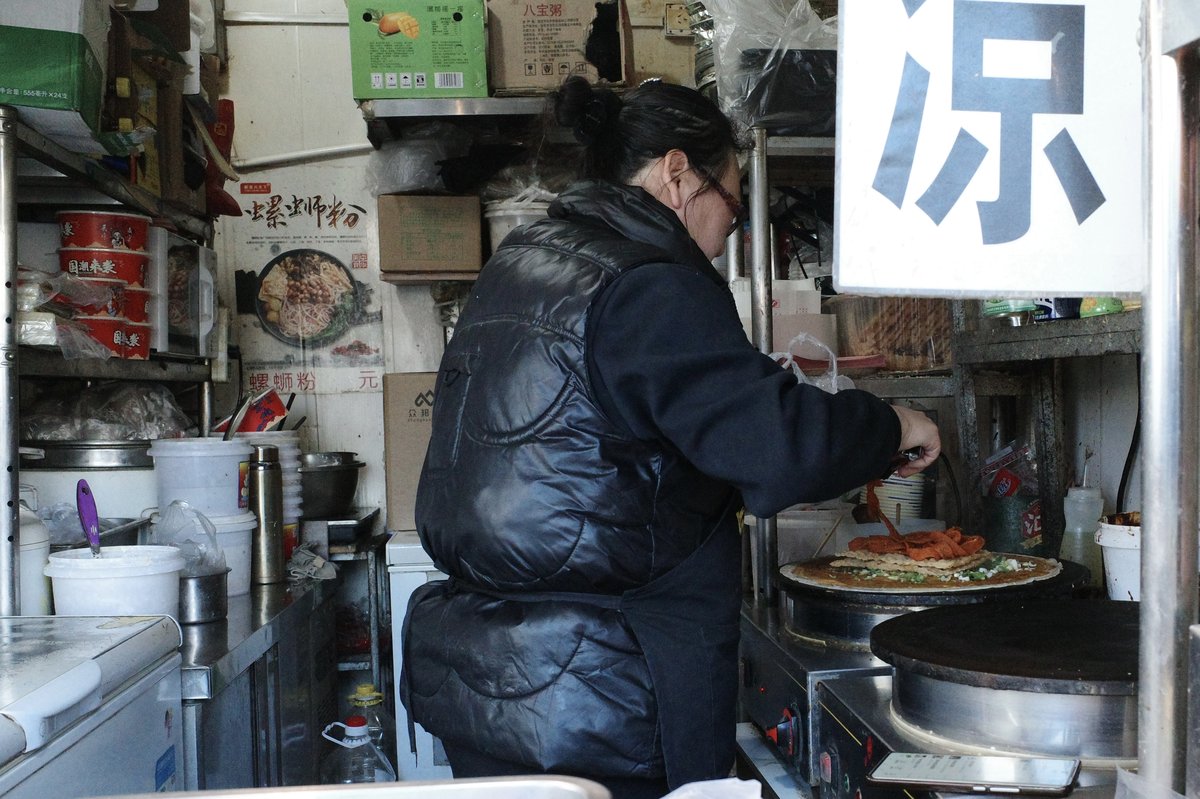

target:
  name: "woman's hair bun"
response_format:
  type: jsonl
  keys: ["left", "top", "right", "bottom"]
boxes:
{"left": 554, "top": 76, "right": 622, "bottom": 145}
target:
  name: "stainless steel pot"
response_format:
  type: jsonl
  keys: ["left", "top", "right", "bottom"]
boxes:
{"left": 178, "top": 568, "right": 230, "bottom": 624}
{"left": 20, "top": 439, "right": 153, "bottom": 468}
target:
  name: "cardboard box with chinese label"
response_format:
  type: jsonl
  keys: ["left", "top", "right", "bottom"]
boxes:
{"left": 377, "top": 194, "right": 483, "bottom": 281}
{"left": 384, "top": 372, "right": 438, "bottom": 531}
{"left": 0, "top": 0, "right": 111, "bottom": 150}
{"left": 486, "top": 0, "right": 631, "bottom": 95}
{"left": 347, "top": 0, "right": 487, "bottom": 99}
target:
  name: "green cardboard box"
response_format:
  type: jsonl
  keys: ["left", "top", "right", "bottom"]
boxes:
{"left": 0, "top": 0, "right": 110, "bottom": 145}
{"left": 347, "top": 0, "right": 487, "bottom": 99}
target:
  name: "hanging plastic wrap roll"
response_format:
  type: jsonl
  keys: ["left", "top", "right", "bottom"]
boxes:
{"left": 702, "top": 0, "right": 839, "bottom": 136}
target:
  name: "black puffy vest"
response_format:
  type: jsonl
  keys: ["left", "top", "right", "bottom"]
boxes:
{"left": 405, "top": 182, "right": 738, "bottom": 777}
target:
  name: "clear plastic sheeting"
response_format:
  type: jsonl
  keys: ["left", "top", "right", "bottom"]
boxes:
{"left": 365, "top": 122, "right": 474, "bottom": 195}
{"left": 19, "top": 383, "right": 198, "bottom": 441}
{"left": 703, "top": 0, "right": 838, "bottom": 135}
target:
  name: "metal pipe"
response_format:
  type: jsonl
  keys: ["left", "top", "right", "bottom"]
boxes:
{"left": 233, "top": 143, "right": 374, "bottom": 172}
{"left": 748, "top": 127, "right": 777, "bottom": 606}
{"left": 1139, "top": 16, "right": 1198, "bottom": 791}
{"left": 0, "top": 107, "right": 18, "bottom": 615}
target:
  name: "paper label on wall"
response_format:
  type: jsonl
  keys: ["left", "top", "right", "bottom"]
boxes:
{"left": 229, "top": 169, "right": 385, "bottom": 395}
{"left": 834, "top": 0, "right": 1144, "bottom": 297}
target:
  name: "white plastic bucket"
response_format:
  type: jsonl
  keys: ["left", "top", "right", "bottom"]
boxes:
{"left": 208, "top": 511, "right": 255, "bottom": 596}
{"left": 1095, "top": 518, "right": 1140, "bottom": 601}
{"left": 483, "top": 200, "right": 550, "bottom": 252}
{"left": 45, "top": 544, "right": 184, "bottom": 618}
{"left": 149, "top": 437, "right": 252, "bottom": 516}
{"left": 19, "top": 467, "right": 157, "bottom": 519}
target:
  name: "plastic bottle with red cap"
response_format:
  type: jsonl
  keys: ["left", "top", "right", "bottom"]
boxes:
{"left": 320, "top": 714, "right": 398, "bottom": 784}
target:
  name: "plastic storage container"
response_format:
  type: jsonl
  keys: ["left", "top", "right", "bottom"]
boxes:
{"left": 1060, "top": 486, "right": 1104, "bottom": 587}
{"left": 483, "top": 200, "right": 550, "bottom": 252}
{"left": 148, "top": 437, "right": 252, "bottom": 516}
{"left": 1095, "top": 513, "right": 1141, "bottom": 601}
{"left": 349, "top": 684, "right": 396, "bottom": 761}
{"left": 45, "top": 545, "right": 185, "bottom": 618}
{"left": 18, "top": 501, "right": 51, "bottom": 615}
{"left": 320, "top": 715, "right": 397, "bottom": 784}
{"left": 208, "top": 511, "right": 256, "bottom": 596}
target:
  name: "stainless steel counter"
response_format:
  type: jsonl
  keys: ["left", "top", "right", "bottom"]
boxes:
{"left": 179, "top": 577, "right": 337, "bottom": 700}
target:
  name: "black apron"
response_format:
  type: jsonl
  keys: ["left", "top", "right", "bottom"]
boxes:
{"left": 402, "top": 501, "right": 742, "bottom": 790}
{"left": 619, "top": 502, "right": 742, "bottom": 789}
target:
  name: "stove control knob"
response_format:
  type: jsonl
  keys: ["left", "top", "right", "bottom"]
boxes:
{"left": 764, "top": 708, "right": 800, "bottom": 757}
{"left": 819, "top": 751, "right": 833, "bottom": 784}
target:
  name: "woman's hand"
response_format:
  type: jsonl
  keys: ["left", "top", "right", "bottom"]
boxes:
{"left": 890, "top": 405, "right": 941, "bottom": 477}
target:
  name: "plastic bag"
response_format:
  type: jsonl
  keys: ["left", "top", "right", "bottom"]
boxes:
{"left": 365, "top": 122, "right": 474, "bottom": 195}
{"left": 704, "top": 0, "right": 838, "bottom": 134}
{"left": 149, "top": 500, "right": 227, "bottom": 577}
{"left": 771, "top": 332, "right": 854, "bottom": 394}
{"left": 39, "top": 503, "right": 126, "bottom": 548}
{"left": 20, "top": 382, "right": 198, "bottom": 441}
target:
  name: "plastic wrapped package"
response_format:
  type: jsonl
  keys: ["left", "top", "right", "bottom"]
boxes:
{"left": 20, "top": 383, "right": 197, "bottom": 442}
{"left": 17, "top": 312, "right": 58, "bottom": 346}
{"left": 365, "top": 122, "right": 474, "bottom": 195}
{"left": 703, "top": 0, "right": 838, "bottom": 135}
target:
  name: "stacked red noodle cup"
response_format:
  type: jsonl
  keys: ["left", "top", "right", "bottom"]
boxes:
{"left": 56, "top": 210, "right": 154, "bottom": 359}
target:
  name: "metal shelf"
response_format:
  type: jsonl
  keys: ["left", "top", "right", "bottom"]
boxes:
{"left": 18, "top": 346, "right": 211, "bottom": 382}
{"left": 853, "top": 373, "right": 954, "bottom": 399}
{"left": 361, "top": 96, "right": 545, "bottom": 120}
{"left": 10, "top": 110, "right": 212, "bottom": 240}
{"left": 764, "top": 136, "right": 835, "bottom": 158}
{"left": 954, "top": 309, "right": 1142, "bottom": 365}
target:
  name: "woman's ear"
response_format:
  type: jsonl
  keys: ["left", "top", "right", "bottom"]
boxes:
{"left": 659, "top": 149, "right": 693, "bottom": 211}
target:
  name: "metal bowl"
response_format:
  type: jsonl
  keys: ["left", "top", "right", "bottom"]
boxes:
{"left": 299, "top": 452, "right": 364, "bottom": 519}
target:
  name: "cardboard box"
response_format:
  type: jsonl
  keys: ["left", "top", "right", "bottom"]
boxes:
{"left": 740, "top": 312, "right": 837, "bottom": 358}
{"left": 347, "top": 0, "right": 487, "bottom": 99}
{"left": 377, "top": 195, "right": 483, "bottom": 276}
{"left": 0, "top": 0, "right": 111, "bottom": 147}
{"left": 487, "top": 0, "right": 631, "bottom": 94}
{"left": 384, "top": 372, "right": 438, "bottom": 531}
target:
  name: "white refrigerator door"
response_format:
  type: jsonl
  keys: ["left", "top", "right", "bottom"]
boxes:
{"left": 0, "top": 653, "right": 184, "bottom": 797}
{"left": 388, "top": 531, "right": 453, "bottom": 781}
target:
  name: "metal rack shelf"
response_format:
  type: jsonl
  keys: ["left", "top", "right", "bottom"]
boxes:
{"left": 18, "top": 346, "right": 211, "bottom": 382}
{"left": 954, "top": 309, "right": 1142, "bottom": 364}
{"left": 361, "top": 96, "right": 546, "bottom": 119}
{"left": 11, "top": 111, "right": 212, "bottom": 240}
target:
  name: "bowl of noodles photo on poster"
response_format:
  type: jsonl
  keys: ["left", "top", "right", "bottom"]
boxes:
{"left": 251, "top": 248, "right": 379, "bottom": 353}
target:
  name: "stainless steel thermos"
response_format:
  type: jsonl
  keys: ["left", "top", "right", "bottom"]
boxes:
{"left": 249, "top": 444, "right": 285, "bottom": 584}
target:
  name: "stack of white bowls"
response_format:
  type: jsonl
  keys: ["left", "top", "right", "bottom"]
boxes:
{"left": 147, "top": 437, "right": 256, "bottom": 595}
{"left": 236, "top": 430, "right": 304, "bottom": 559}
{"left": 859, "top": 473, "right": 927, "bottom": 522}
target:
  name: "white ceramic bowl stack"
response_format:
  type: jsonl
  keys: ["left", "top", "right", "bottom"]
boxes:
{"left": 860, "top": 473, "right": 927, "bottom": 523}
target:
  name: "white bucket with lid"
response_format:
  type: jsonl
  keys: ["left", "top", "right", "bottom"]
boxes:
{"left": 483, "top": 200, "right": 550, "bottom": 252}
{"left": 45, "top": 544, "right": 185, "bottom": 618}
{"left": 149, "top": 437, "right": 252, "bottom": 516}
{"left": 207, "top": 511, "right": 256, "bottom": 596}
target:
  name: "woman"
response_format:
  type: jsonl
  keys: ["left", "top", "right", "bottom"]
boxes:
{"left": 402, "top": 76, "right": 940, "bottom": 798}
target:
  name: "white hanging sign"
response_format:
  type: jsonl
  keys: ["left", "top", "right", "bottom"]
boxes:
{"left": 834, "top": 0, "right": 1144, "bottom": 297}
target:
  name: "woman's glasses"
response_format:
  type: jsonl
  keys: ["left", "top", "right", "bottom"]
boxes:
{"left": 700, "top": 169, "right": 749, "bottom": 236}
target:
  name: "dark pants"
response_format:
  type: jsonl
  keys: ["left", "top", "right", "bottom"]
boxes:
{"left": 443, "top": 743, "right": 671, "bottom": 799}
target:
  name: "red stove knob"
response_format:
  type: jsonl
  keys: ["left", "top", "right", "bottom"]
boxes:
{"left": 765, "top": 709, "right": 798, "bottom": 757}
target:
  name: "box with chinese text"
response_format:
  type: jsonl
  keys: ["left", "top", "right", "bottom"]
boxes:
{"left": 384, "top": 372, "right": 438, "bottom": 531}
{"left": 377, "top": 194, "right": 483, "bottom": 279}
{"left": 347, "top": 0, "right": 487, "bottom": 99}
{"left": 487, "top": 0, "right": 631, "bottom": 94}
{"left": 0, "top": 0, "right": 111, "bottom": 147}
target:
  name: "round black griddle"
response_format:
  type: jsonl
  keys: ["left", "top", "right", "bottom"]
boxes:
{"left": 871, "top": 598, "right": 1138, "bottom": 694}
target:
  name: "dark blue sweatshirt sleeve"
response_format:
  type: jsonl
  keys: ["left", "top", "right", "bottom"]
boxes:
{"left": 586, "top": 263, "right": 902, "bottom": 517}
